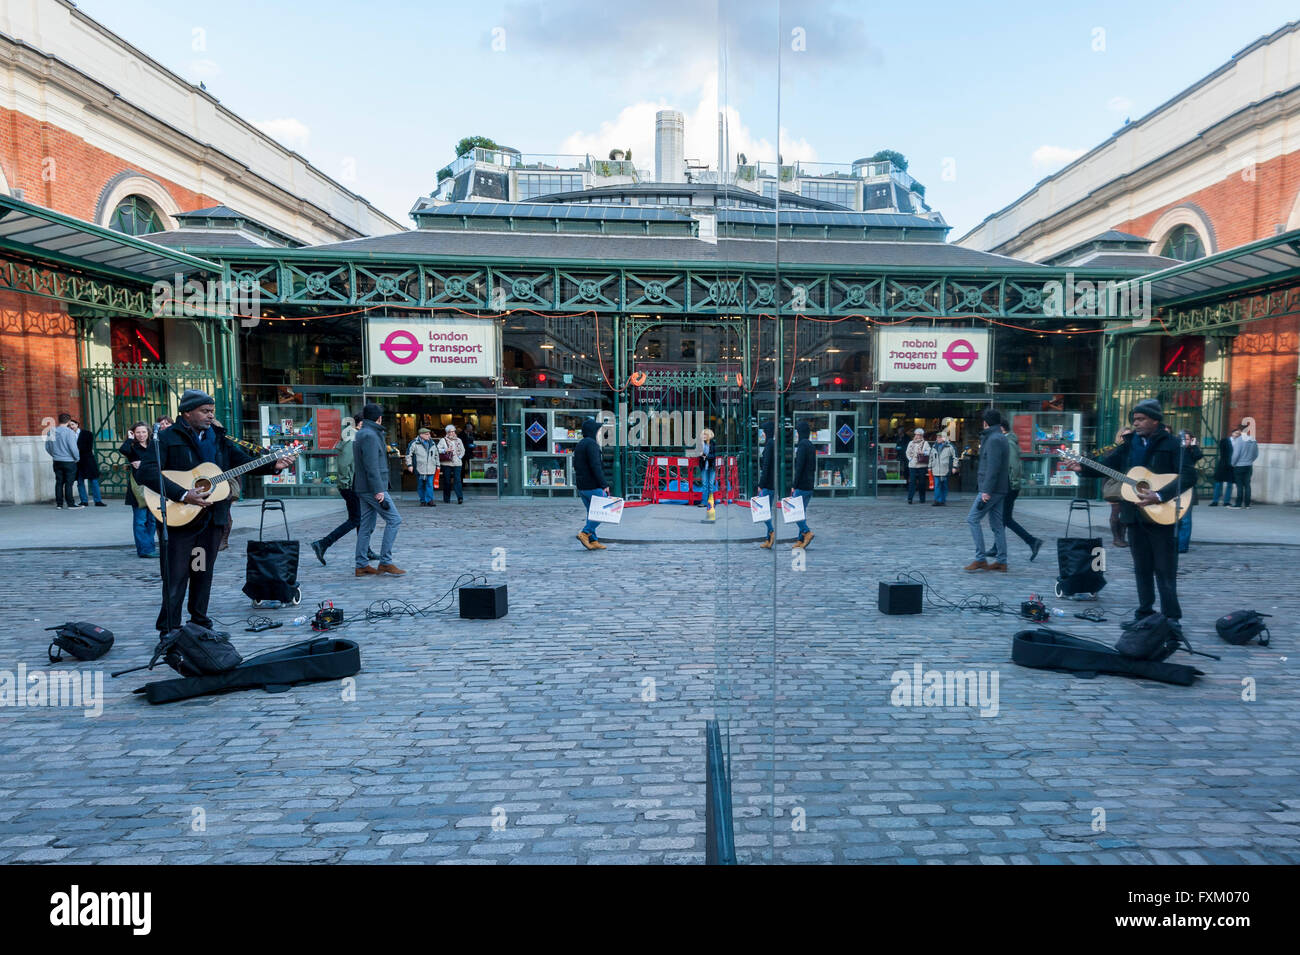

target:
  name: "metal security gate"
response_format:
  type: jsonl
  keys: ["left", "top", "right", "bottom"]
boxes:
{"left": 1103, "top": 376, "right": 1228, "bottom": 492}
{"left": 80, "top": 362, "right": 223, "bottom": 496}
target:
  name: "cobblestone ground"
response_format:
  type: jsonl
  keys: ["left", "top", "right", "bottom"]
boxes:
{"left": 0, "top": 498, "right": 1295, "bottom": 864}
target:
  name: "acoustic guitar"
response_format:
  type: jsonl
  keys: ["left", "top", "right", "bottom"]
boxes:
{"left": 141, "top": 442, "right": 303, "bottom": 527}
{"left": 1056, "top": 446, "right": 1192, "bottom": 525}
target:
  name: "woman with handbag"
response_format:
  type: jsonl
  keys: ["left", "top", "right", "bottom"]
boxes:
{"left": 118, "top": 422, "right": 158, "bottom": 558}
{"left": 437, "top": 425, "right": 466, "bottom": 504}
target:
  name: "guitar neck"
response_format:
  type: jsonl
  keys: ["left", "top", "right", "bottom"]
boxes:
{"left": 1072, "top": 454, "right": 1135, "bottom": 486}
{"left": 212, "top": 451, "right": 286, "bottom": 486}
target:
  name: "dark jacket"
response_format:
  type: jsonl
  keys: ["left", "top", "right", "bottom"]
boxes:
{"left": 352, "top": 419, "right": 390, "bottom": 495}
{"left": 976, "top": 426, "right": 1009, "bottom": 495}
{"left": 573, "top": 418, "right": 607, "bottom": 491}
{"left": 1214, "top": 437, "right": 1235, "bottom": 482}
{"left": 792, "top": 421, "right": 815, "bottom": 492}
{"left": 1095, "top": 425, "right": 1199, "bottom": 525}
{"left": 75, "top": 428, "right": 101, "bottom": 480}
{"left": 118, "top": 436, "right": 153, "bottom": 507}
{"left": 136, "top": 422, "right": 276, "bottom": 527}
{"left": 758, "top": 420, "right": 775, "bottom": 490}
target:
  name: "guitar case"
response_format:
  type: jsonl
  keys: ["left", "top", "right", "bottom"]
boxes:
{"left": 133, "top": 637, "right": 360, "bottom": 704}
{"left": 1012, "top": 627, "right": 1203, "bottom": 686}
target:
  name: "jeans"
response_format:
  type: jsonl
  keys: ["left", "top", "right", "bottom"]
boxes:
{"left": 907, "top": 468, "right": 927, "bottom": 502}
{"left": 131, "top": 504, "right": 156, "bottom": 556}
{"left": 1177, "top": 509, "right": 1192, "bottom": 553}
{"left": 417, "top": 473, "right": 436, "bottom": 503}
{"left": 579, "top": 489, "right": 602, "bottom": 539}
{"left": 52, "top": 460, "right": 77, "bottom": 506}
{"left": 758, "top": 487, "right": 774, "bottom": 535}
{"left": 1210, "top": 481, "right": 1233, "bottom": 504}
{"left": 967, "top": 493, "right": 1007, "bottom": 563}
{"left": 932, "top": 475, "right": 949, "bottom": 504}
{"left": 700, "top": 468, "right": 716, "bottom": 505}
{"left": 78, "top": 478, "right": 102, "bottom": 504}
{"left": 1233, "top": 466, "right": 1253, "bottom": 507}
{"left": 793, "top": 489, "right": 812, "bottom": 536}
{"left": 356, "top": 492, "right": 401, "bottom": 567}
{"left": 442, "top": 465, "right": 463, "bottom": 503}
{"left": 1001, "top": 487, "right": 1036, "bottom": 549}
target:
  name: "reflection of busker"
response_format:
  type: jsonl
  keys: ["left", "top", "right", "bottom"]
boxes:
{"left": 574, "top": 417, "right": 609, "bottom": 550}
{"left": 756, "top": 420, "right": 776, "bottom": 548}
{"left": 1065, "top": 399, "right": 1197, "bottom": 622}
{"left": 790, "top": 420, "right": 815, "bottom": 549}
{"left": 136, "top": 390, "right": 291, "bottom": 636}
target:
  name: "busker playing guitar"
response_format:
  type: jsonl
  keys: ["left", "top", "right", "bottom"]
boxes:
{"left": 1063, "top": 398, "right": 1198, "bottom": 624}
{"left": 136, "top": 389, "right": 293, "bottom": 640}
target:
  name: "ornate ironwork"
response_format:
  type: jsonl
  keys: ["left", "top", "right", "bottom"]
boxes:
{"left": 0, "top": 255, "right": 151, "bottom": 316}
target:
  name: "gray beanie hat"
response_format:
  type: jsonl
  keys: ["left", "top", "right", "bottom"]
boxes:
{"left": 178, "top": 388, "right": 215, "bottom": 413}
{"left": 1131, "top": 398, "right": 1163, "bottom": 421}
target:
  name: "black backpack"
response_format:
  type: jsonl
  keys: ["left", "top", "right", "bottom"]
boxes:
{"left": 1215, "top": 610, "right": 1271, "bottom": 646}
{"left": 45, "top": 622, "right": 114, "bottom": 662}
{"left": 1115, "top": 614, "right": 1219, "bottom": 662}
{"left": 153, "top": 623, "right": 243, "bottom": 677}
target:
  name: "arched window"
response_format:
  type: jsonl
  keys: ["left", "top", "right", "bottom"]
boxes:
{"left": 1160, "top": 225, "right": 1205, "bottom": 262}
{"left": 108, "top": 196, "right": 164, "bottom": 236}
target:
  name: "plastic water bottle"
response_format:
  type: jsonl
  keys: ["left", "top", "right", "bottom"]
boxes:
{"left": 291, "top": 614, "right": 310, "bottom": 626}
{"left": 1049, "top": 608, "right": 1066, "bottom": 618}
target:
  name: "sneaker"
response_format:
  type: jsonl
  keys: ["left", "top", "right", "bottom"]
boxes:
{"left": 311, "top": 539, "right": 327, "bottom": 566}
{"left": 1029, "top": 538, "right": 1043, "bottom": 562}
{"left": 986, "top": 562, "right": 1008, "bottom": 572}
{"left": 55, "top": 504, "right": 64, "bottom": 509}
{"left": 577, "top": 532, "right": 596, "bottom": 550}
{"left": 377, "top": 563, "right": 406, "bottom": 576}
{"left": 94, "top": 501, "right": 106, "bottom": 507}
{"left": 964, "top": 560, "right": 989, "bottom": 571}
{"left": 73, "top": 502, "right": 87, "bottom": 508}
{"left": 355, "top": 566, "right": 379, "bottom": 576}
{"left": 1208, "top": 502, "right": 1218, "bottom": 507}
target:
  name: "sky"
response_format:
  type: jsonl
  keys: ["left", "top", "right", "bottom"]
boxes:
{"left": 74, "top": 0, "right": 1300, "bottom": 238}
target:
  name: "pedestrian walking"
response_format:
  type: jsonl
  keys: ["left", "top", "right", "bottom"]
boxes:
{"left": 1176, "top": 430, "right": 1203, "bottom": 554}
{"left": 405, "top": 427, "right": 440, "bottom": 507}
{"left": 1209, "top": 427, "right": 1238, "bottom": 506}
{"left": 1000, "top": 422, "right": 1044, "bottom": 561}
{"left": 756, "top": 419, "right": 776, "bottom": 548}
{"left": 929, "top": 431, "right": 957, "bottom": 506}
{"left": 73, "top": 420, "right": 105, "bottom": 506}
{"left": 118, "top": 421, "right": 158, "bottom": 558}
{"left": 1065, "top": 398, "right": 1196, "bottom": 622}
{"left": 965, "top": 408, "right": 1009, "bottom": 572}
{"left": 790, "top": 419, "right": 815, "bottom": 549}
{"left": 438, "top": 425, "right": 466, "bottom": 504}
{"left": 1230, "top": 419, "right": 1258, "bottom": 509}
{"left": 311, "top": 417, "right": 376, "bottom": 566}
{"left": 574, "top": 417, "right": 609, "bottom": 550}
{"left": 352, "top": 403, "right": 405, "bottom": 576}
{"left": 905, "top": 428, "right": 931, "bottom": 504}
{"left": 697, "top": 427, "right": 718, "bottom": 515}
{"left": 44, "top": 412, "right": 79, "bottom": 509}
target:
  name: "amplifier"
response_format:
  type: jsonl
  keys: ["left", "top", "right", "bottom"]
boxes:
{"left": 879, "top": 581, "right": 922, "bottom": 615}
{"left": 459, "top": 583, "right": 508, "bottom": 619}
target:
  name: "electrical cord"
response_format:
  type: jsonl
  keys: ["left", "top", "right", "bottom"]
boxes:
{"left": 895, "top": 570, "right": 1021, "bottom": 617}
{"left": 361, "top": 573, "right": 488, "bottom": 622}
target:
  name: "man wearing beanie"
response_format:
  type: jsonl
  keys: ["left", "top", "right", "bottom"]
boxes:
{"left": 352, "top": 403, "right": 405, "bottom": 576}
{"left": 1065, "top": 398, "right": 1198, "bottom": 622}
{"left": 136, "top": 389, "right": 292, "bottom": 637}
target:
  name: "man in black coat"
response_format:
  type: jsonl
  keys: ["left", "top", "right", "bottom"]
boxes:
{"left": 574, "top": 417, "right": 609, "bottom": 550}
{"left": 790, "top": 420, "right": 815, "bottom": 549}
{"left": 136, "top": 389, "right": 291, "bottom": 636}
{"left": 72, "top": 420, "right": 104, "bottom": 506}
{"left": 1066, "top": 398, "right": 1197, "bottom": 621}
{"left": 756, "top": 419, "right": 776, "bottom": 549}
{"left": 352, "top": 403, "right": 405, "bottom": 576}
{"left": 966, "top": 408, "right": 1010, "bottom": 571}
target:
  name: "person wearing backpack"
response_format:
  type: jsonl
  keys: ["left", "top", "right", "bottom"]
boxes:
{"left": 405, "top": 427, "right": 440, "bottom": 507}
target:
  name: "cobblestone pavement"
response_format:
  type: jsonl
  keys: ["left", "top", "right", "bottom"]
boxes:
{"left": 0, "top": 496, "right": 1295, "bottom": 864}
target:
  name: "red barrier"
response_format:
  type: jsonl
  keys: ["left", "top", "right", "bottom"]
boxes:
{"left": 640, "top": 456, "right": 699, "bottom": 504}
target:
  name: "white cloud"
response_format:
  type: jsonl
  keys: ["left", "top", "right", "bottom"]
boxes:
{"left": 1107, "top": 95, "right": 1133, "bottom": 113}
{"left": 1031, "top": 144, "right": 1085, "bottom": 170}
{"left": 254, "top": 118, "right": 311, "bottom": 152}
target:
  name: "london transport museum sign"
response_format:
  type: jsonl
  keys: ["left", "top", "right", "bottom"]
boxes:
{"left": 875, "top": 328, "right": 990, "bottom": 384}
{"left": 367, "top": 316, "right": 497, "bottom": 378}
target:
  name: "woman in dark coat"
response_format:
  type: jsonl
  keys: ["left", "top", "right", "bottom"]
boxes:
{"left": 1210, "top": 428, "right": 1238, "bottom": 506}
{"left": 74, "top": 421, "right": 104, "bottom": 505}
{"left": 118, "top": 422, "right": 158, "bottom": 558}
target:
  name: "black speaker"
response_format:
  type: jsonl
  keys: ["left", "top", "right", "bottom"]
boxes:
{"left": 459, "top": 583, "right": 508, "bottom": 619}
{"left": 879, "top": 581, "right": 922, "bottom": 615}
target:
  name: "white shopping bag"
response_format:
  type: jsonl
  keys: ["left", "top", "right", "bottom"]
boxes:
{"left": 779, "top": 495, "right": 805, "bottom": 523}
{"left": 749, "top": 494, "right": 771, "bottom": 523}
{"left": 587, "top": 495, "right": 625, "bottom": 524}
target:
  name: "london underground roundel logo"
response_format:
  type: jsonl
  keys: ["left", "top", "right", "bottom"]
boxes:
{"left": 379, "top": 329, "right": 423, "bottom": 365}
{"left": 942, "top": 338, "right": 978, "bottom": 373}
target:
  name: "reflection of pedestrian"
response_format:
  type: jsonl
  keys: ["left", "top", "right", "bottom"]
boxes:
{"left": 438, "top": 425, "right": 465, "bottom": 504}
{"left": 905, "top": 428, "right": 930, "bottom": 504}
{"left": 1000, "top": 423, "right": 1043, "bottom": 561}
{"left": 791, "top": 420, "right": 815, "bottom": 549}
{"left": 757, "top": 420, "right": 775, "bottom": 548}
{"left": 965, "top": 409, "right": 1009, "bottom": 572}
{"left": 574, "top": 417, "right": 608, "bottom": 550}
{"left": 1209, "top": 428, "right": 1237, "bottom": 506}
{"left": 74, "top": 421, "right": 104, "bottom": 506}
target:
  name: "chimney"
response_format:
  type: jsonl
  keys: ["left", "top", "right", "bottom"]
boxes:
{"left": 655, "top": 110, "right": 685, "bottom": 183}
